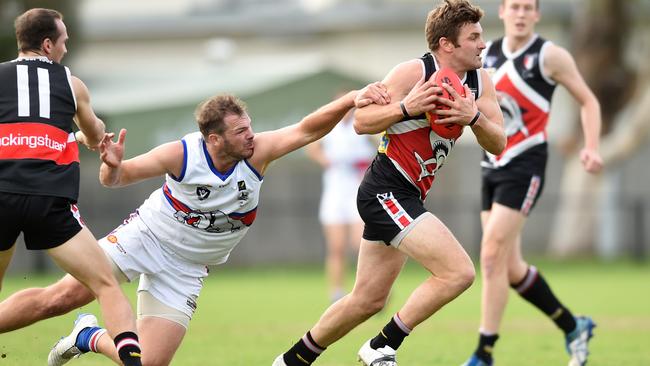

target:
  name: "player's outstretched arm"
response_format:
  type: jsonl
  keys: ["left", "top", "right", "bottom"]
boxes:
{"left": 99, "top": 130, "right": 184, "bottom": 187}
{"left": 249, "top": 82, "right": 388, "bottom": 174}
{"left": 354, "top": 60, "right": 438, "bottom": 135}
{"left": 544, "top": 44, "right": 603, "bottom": 173}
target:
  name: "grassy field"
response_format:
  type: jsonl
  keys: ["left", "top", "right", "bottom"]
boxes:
{"left": 0, "top": 259, "right": 648, "bottom": 365}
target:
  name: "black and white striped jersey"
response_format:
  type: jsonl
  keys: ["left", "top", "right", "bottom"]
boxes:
{"left": 0, "top": 57, "right": 80, "bottom": 201}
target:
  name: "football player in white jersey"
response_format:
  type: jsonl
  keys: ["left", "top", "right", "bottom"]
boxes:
{"left": 0, "top": 83, "right": 389, "bottom": 365}
{"left": 462, "top": 1, "right": 602, "bottom": 366}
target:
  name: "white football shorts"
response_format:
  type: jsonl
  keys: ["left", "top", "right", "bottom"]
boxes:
{"left": 98, "top": 214, "right": 208, "bottom": 322}
{"left": 319, "top": 168, "right": 363, "bottom": 225}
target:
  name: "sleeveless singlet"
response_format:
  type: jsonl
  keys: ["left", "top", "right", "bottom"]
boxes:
{"left": 137, "top": 132, "right": 263, "bottom": 265}
{"left": 482, "top": 35, "right": 557, "bottom": 168}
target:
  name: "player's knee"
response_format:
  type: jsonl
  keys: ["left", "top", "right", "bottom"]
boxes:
{"left": 480, "top": 254, "right": 499, "bottom": 279}
{"left": 351, "top": 294, "right": 386, "bottom": 317}
{"left": 452, "top": 261, "right": 476, "bottom": 293}
{"left": 480, "top": 241, "right": 509, "bottom": 278}
{"left": 360, "top": 298, "right": 386, "bottom": 316}
{"left": 95, "top": 270, "right": 120, "bottom": 289}
{"left": 481, "top": 231, "right": 510, "bottom": 253}
{"left": 84, "top": 271, "right": 121, "bottom": 299}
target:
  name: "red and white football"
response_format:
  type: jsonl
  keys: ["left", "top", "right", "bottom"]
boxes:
{"left": 426, "top": 67, "right": 466, "bottom": 139}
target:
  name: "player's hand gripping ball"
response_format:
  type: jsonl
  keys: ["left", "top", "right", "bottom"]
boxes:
{"left": 426, "top": 68, "right": 466, "bottom": 139}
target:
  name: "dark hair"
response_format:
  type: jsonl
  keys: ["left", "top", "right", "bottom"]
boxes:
{"left": 195, "top": 94, "right": 247, "bottom": 137}
{"left": 425, "top": 0, "right": 484, "bottom": 51}
{"left": 14, "top": 8, "right": 64, "bottom": 53}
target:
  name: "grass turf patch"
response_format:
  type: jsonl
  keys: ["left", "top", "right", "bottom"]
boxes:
{"left": 0, "top": 259, "right": 648, "bottom": 365}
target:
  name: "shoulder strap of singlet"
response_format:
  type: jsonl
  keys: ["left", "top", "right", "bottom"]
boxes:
{"left": 421, "top": 52, "right": 437, "bottom": 81}
{"left": 465, "top": 69, "right": 483, "bottom": 99}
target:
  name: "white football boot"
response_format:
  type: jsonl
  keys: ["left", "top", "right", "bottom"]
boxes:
{"left": 48, "top": 313, "right": 98, "bottom": 366}
{"left": 358, "top": 339, "right": 397, "bottom": 366}
{"left": 272, "top": 354, "right": 288, "bottom": 366}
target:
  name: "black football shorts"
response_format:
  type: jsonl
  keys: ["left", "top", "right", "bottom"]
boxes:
{"left": 0, "top": 192, "right": 84, "bottom": 251}
{"left": 481, "top": 144, "right": 547, "bottom": 216}
{"left": 357, "top": 154, "right": 428, "bottom": 246}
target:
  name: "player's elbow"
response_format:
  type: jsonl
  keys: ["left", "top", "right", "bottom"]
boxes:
{"left": 484, "top": 131, "right": 506, "bottom": 155}
{"left": 486, "top": 144, "right": 505, "bottom": 156}
{"left": 494, "top": 134, "right": 507, "bottom": 155}
{"left": 353, "top": 110, "right": 373, "bottom": 135}
{"left": 353, "top": 118, "right": 375, "bottom": 135}
{"left": 583, "top": 95, "right": 601, "bottom": 119}
{"left": 353, "top": 121, "right": 367, "bottom": 135}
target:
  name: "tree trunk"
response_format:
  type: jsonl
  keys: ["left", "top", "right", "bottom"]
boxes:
{"left": 549, "top": 0, "right": 646, "bottom": 257}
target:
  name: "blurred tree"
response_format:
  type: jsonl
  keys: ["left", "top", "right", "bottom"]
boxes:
{"left": 550, "top": 0, "right": 650, "bottom": 257}
{"left": 0, "top": 0, "right": 79, "bottom": 62}
{"left": 571, "top": 0, "right": 634, "bottom": 137}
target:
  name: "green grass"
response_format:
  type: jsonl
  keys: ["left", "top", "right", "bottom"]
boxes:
{"left": 1, "top": 259, "right": 649, "bottom": 365}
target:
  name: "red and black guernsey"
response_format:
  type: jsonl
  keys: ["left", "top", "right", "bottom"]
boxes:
{"left": 0, "top": 57, "right": 80, "bottom": 201}
{"left": 376, "top": 53, "right": 482, "bottom": 200}
{"left": 481, "top": 35, "right": 557, "bottom": 168}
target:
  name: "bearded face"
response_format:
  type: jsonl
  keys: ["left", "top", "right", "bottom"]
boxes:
{"left": 220, "top": 113, "right": 255, "bottom": 160}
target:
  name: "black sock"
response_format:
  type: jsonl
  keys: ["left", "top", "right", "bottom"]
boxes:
{"left": 369, "top": 314, "right": 411, "bottom": 351}
{"left": 511, "top": 265, "right": 577, "bottom": 334}
{"left": 113, "top": 331, "right": 142, "bottom": 366}
{"left": 283, "top": 331, "right": 325, "bottom": 366}
{"left": 474, "top": 333, "right": 499, "bottom": 363}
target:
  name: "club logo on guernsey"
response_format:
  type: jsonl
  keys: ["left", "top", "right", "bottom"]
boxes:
{"left": 414, "top": 134, "right": 454, "bottom": 181}
{"left": 523, "top": 53, "right": 538, "bottom": 70}
{"left": 522, "top": 53, "right": 538, "bottom": 79}
{"left": 237, "top": 180, "right": 249, "bottom": 201}
{"left": 497, "top": 91, "right": 529, "bottom": 138}
{"left": 196, "top": 186, "right": 211, "bottom": 200}
{"left": 163, "top": 184, "right": 257, "bottom": 233}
